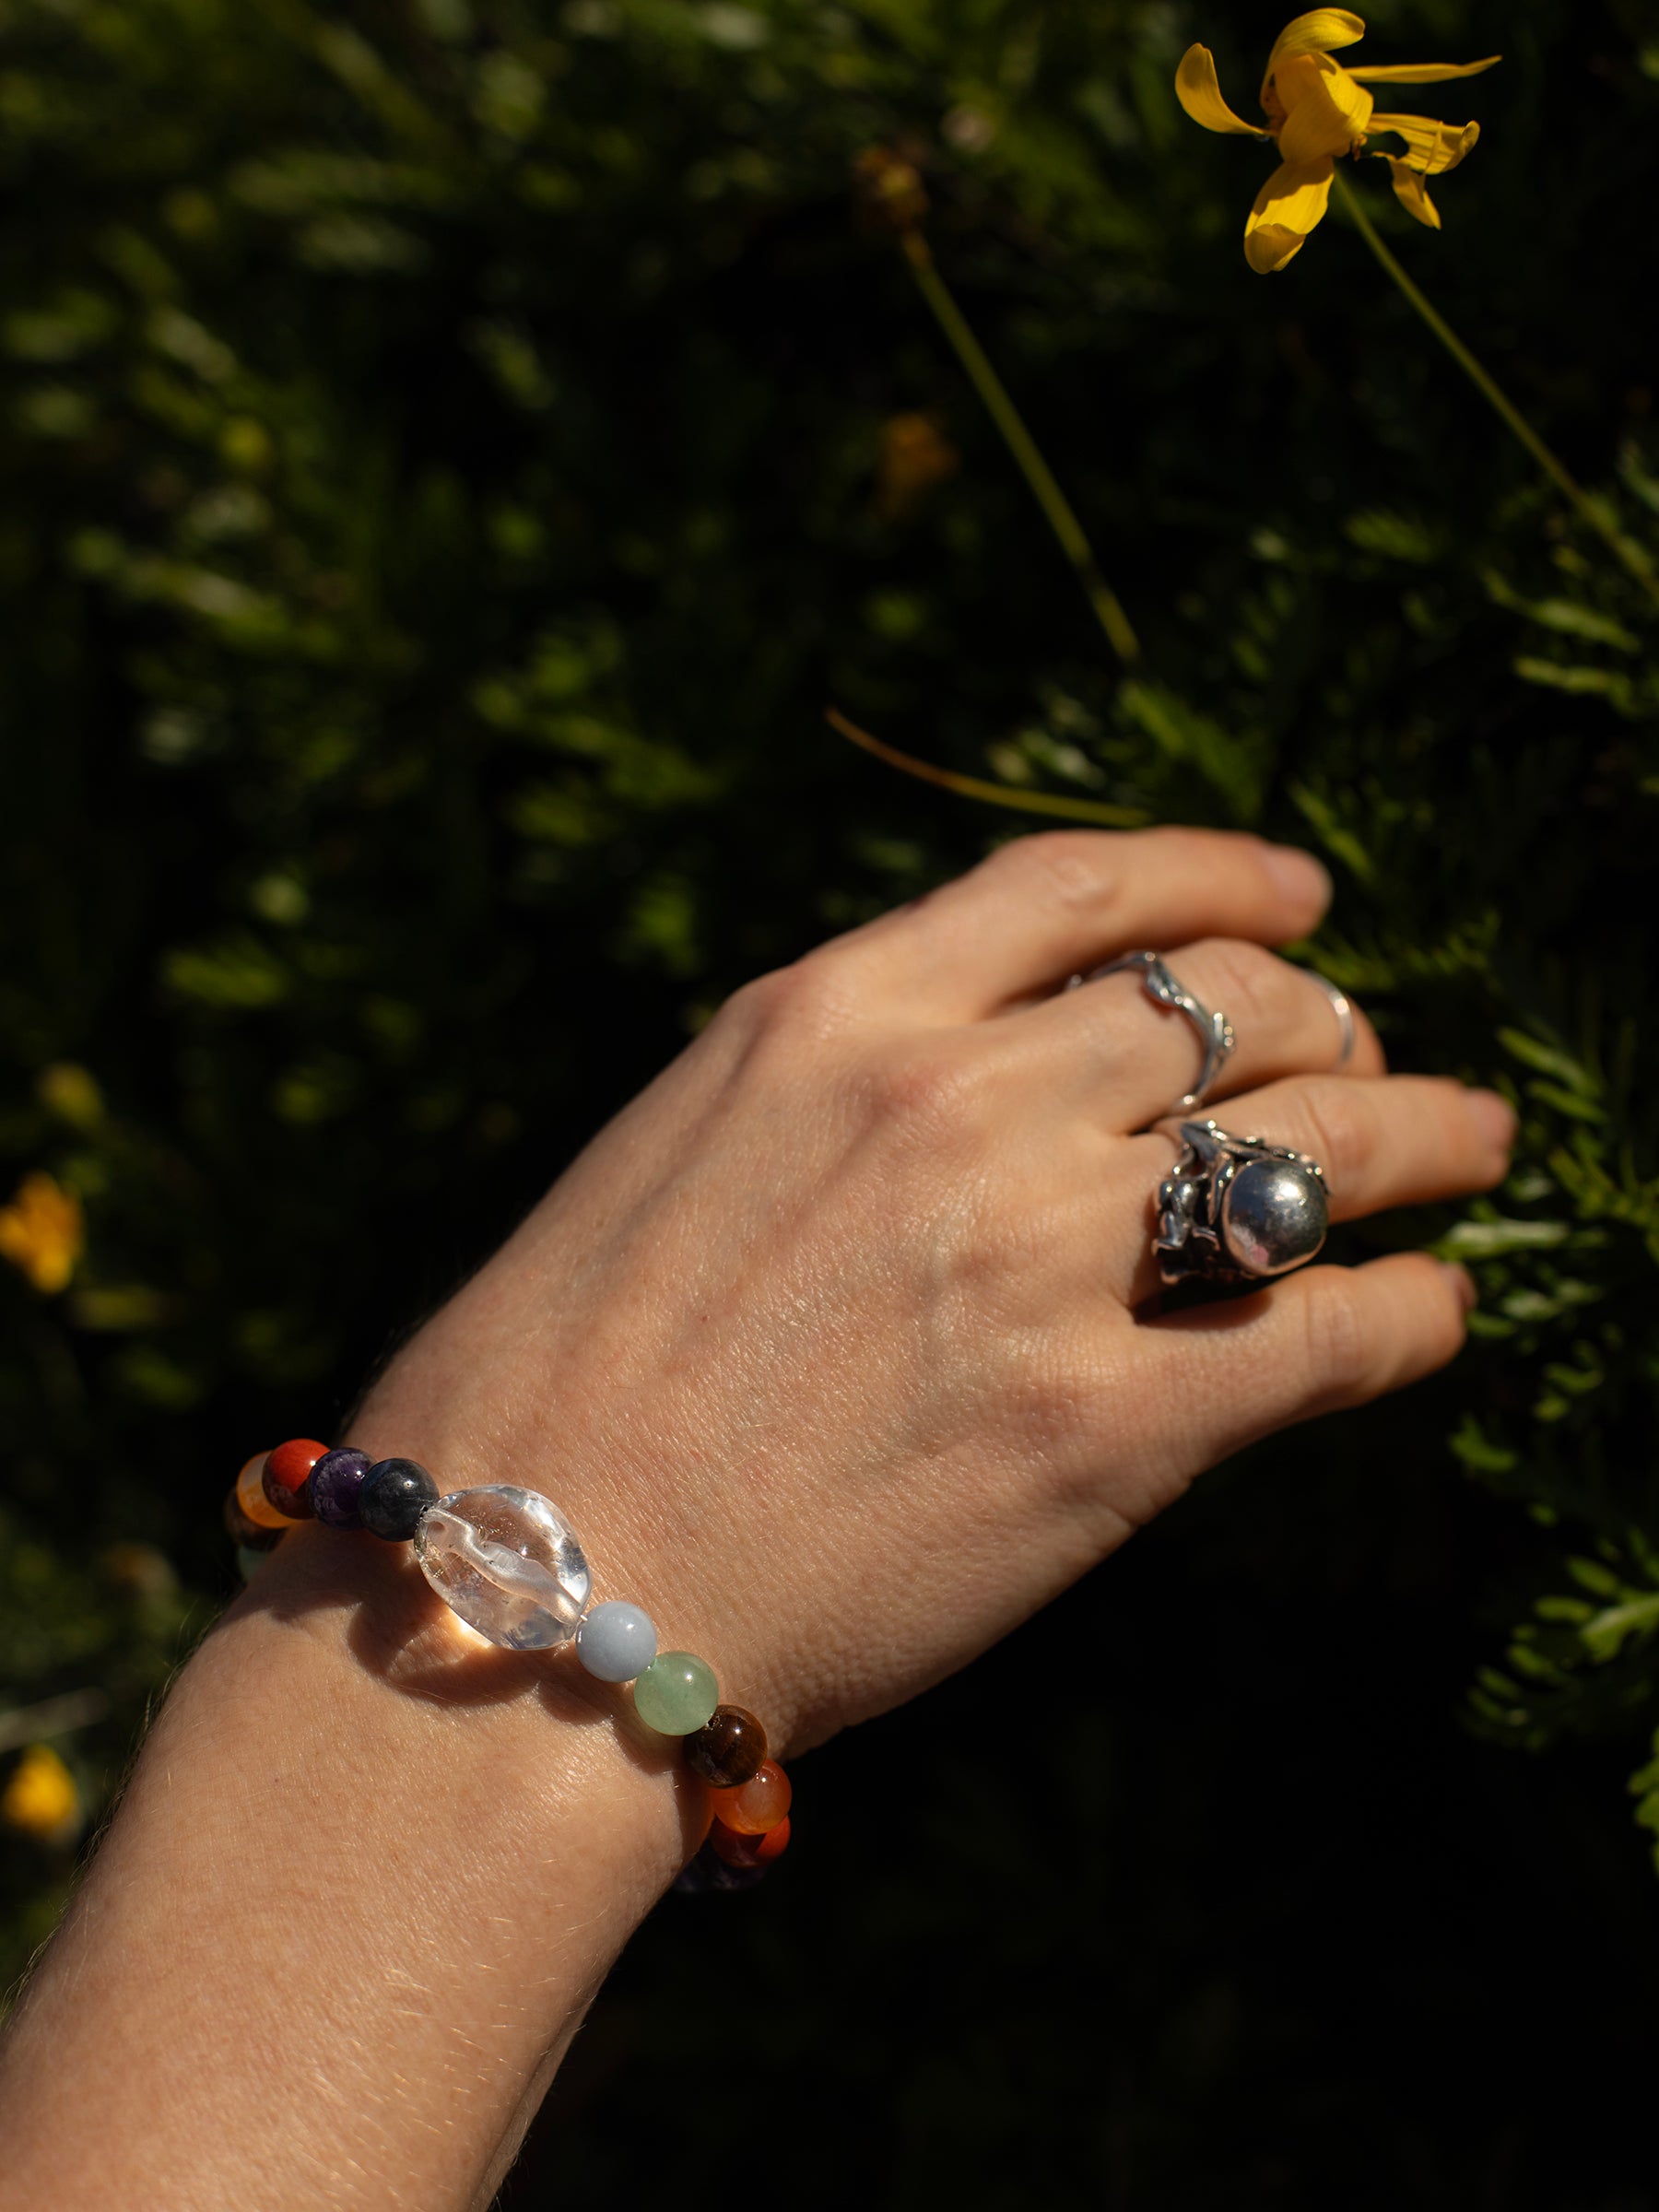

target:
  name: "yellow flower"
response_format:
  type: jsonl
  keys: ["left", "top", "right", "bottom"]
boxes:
{"left": 1, "top": 1744, "right": 81, "bottom": 1845}
{"left": 876, "top": 412, "right": 960, "bottom": 519}
{"left": 0, "top": 1171, "right": 85, "bottom": 1294}
{"left": 1175, "top": 10, "right": 1499, "bottom": 273}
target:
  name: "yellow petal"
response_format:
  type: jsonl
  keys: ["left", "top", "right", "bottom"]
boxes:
{"left": 0, "top": 1171, "right": 83, "bottom": 1295}
{"left": 1244, "top": 156, "right": 1335, "bottom": 272}
{"left": 1175, "top": 44, "right": 1269, "bottom": 135}
{"left": 1, "top": 1745, "right": 80, "bottom": 1842}
{"left": 1385, "top": 158, "right": 1441, "bottom": 228}
{"left": 1347, "top": 55, "right": 1500, "bottom": 82}
{"left": 1275, "top": 53, "right": 1373, "bottom": 160}
{"left": 1371, "top": 113, "right": 1479, "bottom": 174}
{"left": 1263, "top": 10, "right": 1365, "bottom": 100}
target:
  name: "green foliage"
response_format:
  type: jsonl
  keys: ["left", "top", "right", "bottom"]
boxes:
{"left": 2, "top": 0, "right": 1658, "bottom": 2190}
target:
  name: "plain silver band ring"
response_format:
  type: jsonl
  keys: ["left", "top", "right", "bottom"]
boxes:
{"left": 1307, "top": 971, "right": 1356, "bottom": 1071}
{"left": 1066, "top": 949, "right": 1236, "bottom": 1114}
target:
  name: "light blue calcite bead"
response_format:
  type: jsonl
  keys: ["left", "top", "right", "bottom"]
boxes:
{"left": 414, "top": 1485, "right": 591, "bottom": 1651}
{"left": 575, "top": 1600, "right": 658, "bottom": 1683}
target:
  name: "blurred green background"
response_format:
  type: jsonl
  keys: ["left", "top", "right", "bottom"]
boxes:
{"left": 4, "top": 0, "right": 1659, "bottom": 2200}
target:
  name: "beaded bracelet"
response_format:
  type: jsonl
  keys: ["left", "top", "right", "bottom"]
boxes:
{"left": 226, "top": 1439, "right": 791, "bottom": 1893}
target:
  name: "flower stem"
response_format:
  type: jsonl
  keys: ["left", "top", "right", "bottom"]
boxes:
{"left": 826, "top": 708, "right": 1147, "bottom": 825}
{"left": 1333, "top": 170, "right": 1659, "bottom": 615}
{"left": 899, "top": 229, "right": 1143, "bottom": 665}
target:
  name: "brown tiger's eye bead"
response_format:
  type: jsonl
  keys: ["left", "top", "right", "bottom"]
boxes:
{"left": 224, "top": 1486, "right": 283, "bottom": 1552}
{"left": 683, "top": 1704, "right": 767, "bottom": 1789}
{"left": 712, "top": 1759, "right": 791, "bottom": 1835}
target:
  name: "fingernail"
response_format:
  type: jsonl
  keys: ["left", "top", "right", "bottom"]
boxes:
{"left": 1465, "top": 1088, "right": 1517, "bottom": 1152}
{"left": 1262, "top": 843, "right": 1331, "bottom": 910}
{"left": 1439, "top": 1261, "right": 1477, "bottom": 1313}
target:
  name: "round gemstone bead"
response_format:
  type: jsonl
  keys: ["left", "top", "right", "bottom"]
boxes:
{"left": 234, "top": 1453, "right": 288, "bottom": 1532}
{"left": 414, "top": 1486, "right": 591, "bottom": 1651}
{"left": 674, "top": 1842, "right": 766, "bottom": 1894}
{"left": 712, "top": 1759, "right": 791, "bottom": 1835}
{"left": 358, "top": 1457, "right": 440, "bottom": 1542}
{"left": 263, "top": 1436, "right": 325, "bottom": 1520}
{"left": 633, "top": 1652, "right": 718, "bottom": 1737}
{"left": 310, "top": 1446, "right": 372, "bottom": 1530}
{"left": 684, "top": 1705, "right": 767, "bottom": 1788}
{"left": 575, "top": 1600, "right": 657, "bottom": 1683}
{"left": 708, "top": 1815, "right": 790, "bottom": 1868}
{"left": 224, "top": 1486, "right": 283, "bottom": 1552}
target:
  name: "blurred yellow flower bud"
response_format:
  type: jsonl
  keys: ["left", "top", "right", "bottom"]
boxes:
{"left": 0, "top": 1171, "right": 85, "bottom": 1294}
{"left": 37, "top": 1062, "right": 105, "bottom": 1130}
{"left": 1, "top": 1744, "right": 81, "bottom": 1846}
{"left": 852, "top": 145, "right": 929, "bottom": 235}
{"left": 876, "top": 412, "right": 960, "bottom": 520}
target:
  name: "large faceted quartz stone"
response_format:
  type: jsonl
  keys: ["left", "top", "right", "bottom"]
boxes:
{"left": 414, "top": 1485, "right": 591, "bottom": 1651}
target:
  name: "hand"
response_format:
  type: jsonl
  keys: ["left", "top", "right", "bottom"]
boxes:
{"left": 360, "top": 827, "right": 1513, "bottom": 1755}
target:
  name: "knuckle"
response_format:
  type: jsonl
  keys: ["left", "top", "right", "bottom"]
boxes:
{"left": 1189, "top": 936, "right": 1287, "bottom": 1029}
{"left": 982, "top": 830, "right": 1115, "bottom": 912}
{"left": 861, "top": 1040, "right": 989, "bottom": 1150}
{"left": 1301, "top": 1274, "right": 1372, "bottom": 1398}
{"left": 1000, "top": 1356, "right": 1110, "bottom": 1463}
{"left": 1290, "top": 1080, "right": 1372, "bottom": 1185}
{"left": 721, "top": 957, "right": 859, "bottom": 1047}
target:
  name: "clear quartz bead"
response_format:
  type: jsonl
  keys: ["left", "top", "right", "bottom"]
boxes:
{"left": 413, "top": 1485, "right": 591, "bottom": 1651}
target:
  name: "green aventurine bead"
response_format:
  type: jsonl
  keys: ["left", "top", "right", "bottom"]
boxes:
{"left": 633, "top": 1651, "right": 719, "bottom": 1736}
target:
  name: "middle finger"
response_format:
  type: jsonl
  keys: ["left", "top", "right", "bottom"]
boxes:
{"left": 1016, "top": 936, "right": 1384, "bottom": 1129}
{"left": 1095, "top": 1072, "right": 1514, "bottom": 1308}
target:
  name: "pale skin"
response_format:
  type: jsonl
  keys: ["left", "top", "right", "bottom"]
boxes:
{"left": 0, "top": 828, "right": 1515, "bottom": 2211}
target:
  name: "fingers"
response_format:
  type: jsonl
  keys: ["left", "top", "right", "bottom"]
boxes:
{"left": 814, "top": 827, "right": 1331, "bottom": 1022}
{"left": 1018, "top": 935, "right": 1384, "bottom": 1127}
{"left": 1133, "top": 1252, "right": 1476, "bottom": 1477}
{"left": 1098, "top": 1074, "right": 1513, "bottom": 1307}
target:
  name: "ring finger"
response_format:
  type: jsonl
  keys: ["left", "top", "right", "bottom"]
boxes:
{"left": 1096, "top": 1073, "right": 1514, "bottom": 1308}
{"left": 1020, "top": 936, "right": 1384, "bottom": 1130}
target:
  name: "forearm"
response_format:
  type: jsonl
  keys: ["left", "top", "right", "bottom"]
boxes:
{"left": 0, "top": 1413, "right": 693, "bottom": 2212}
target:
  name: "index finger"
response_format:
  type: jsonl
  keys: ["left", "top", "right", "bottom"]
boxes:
{"left": 822, "top": 827, "right": 1332, "bottom": 1022}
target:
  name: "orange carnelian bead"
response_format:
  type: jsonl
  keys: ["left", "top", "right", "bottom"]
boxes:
{"left": 707, "top": 1822, "right": 765, "bottom": 1869}
{"left": 708, "top": 1815, "right": 792, "bottom": 1870}
{"left": 712, "top": 1759, "right": 791, "bottom": 1836}
{"left": 235, "top": 1452, "right": 288, "bottom": 1531}
{"left": 753, "top": 1816, "right": 790, "bottom": 1863}
{"left": 263, "top": 1436, "right": 327, "bottom": 1520}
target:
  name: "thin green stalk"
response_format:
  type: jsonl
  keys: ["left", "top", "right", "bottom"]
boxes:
{"left": 899, "top": 229, "right": 1142, "bottom": 665}
{"left": 1333, "top": 169, "right": 1659, "bottom": 616}
{"left": 827, "top": 708, "right": 1147, "bottom": 825}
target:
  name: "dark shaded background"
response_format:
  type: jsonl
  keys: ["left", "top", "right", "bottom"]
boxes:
{"left": 3, "top": 0, "right": 1658, "bottom": 2201}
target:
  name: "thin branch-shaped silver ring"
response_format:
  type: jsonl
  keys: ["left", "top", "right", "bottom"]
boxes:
{"left": 1066, "top": 949, "right": 1236, "bottom": 1114}
{"left": 1305, "top": 971, "right": 1357, "bottom": 1070}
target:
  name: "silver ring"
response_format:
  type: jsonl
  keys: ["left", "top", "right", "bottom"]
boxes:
{"left": 1067, "top": 950, "right": 1235, "bottom": 1113}
{"left": 1307, "top": 971, "right": 1356, "bottom": 1071}
{"left": 1154, "top": 1118, "right": 1329, "bottom": 1288}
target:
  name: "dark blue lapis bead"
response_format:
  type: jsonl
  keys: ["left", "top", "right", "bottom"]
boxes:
{"left": 310, "top": 1446, "right": 372, "bottom": 1529}
{"left": 359, "top": 1457, "right": 440, "bottom": 1542}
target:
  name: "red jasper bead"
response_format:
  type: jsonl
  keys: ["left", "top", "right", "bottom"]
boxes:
{"left": 263, "top": 1436, "right": 327, "bottom": 1520}
{"left": 711, "top": 1759, "right": 791, "bottom": 1835}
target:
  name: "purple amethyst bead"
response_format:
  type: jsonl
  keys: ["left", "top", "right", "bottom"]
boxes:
{"left": 310, "top": 1446, "right": 372, "bottom": 1529}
